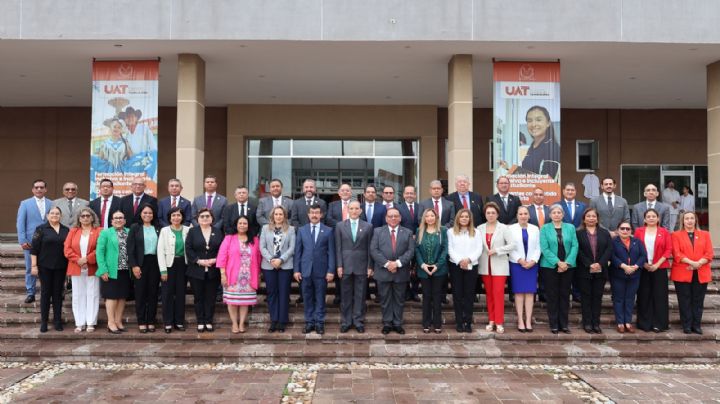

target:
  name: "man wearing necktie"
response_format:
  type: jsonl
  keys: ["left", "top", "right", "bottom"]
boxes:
{"left": 17, "top": 179, "right": 52, "bottom": 303}
{"left": 560, "top": 183, "right": 586, "bottom": 229}
{"left": 52, "top": 182, "right": 88, "bottom": 228}
{"left": 448, "top": 174, "right": 485, "bottom": 227}
{"left": 89, "top": 179, "right": 121, "bottom": 229}
{"left": 528, "top": 188, "right": 550, "bottom": 228}
{"left": 192, "top": 175, "right": 228, "bottom": 229}
{"left": 381, "top": 185, "right": 396, "bottom": 210}
{"left": 290, "top": 179, "right": 327, "bottom": 228}
{"left": 486, "top": 176, "right": 521, "bottom": 225}
{"left": 419, "top": 180, "right": 455, "bottom": 228}
{"left": 255, "top": 178, "right": 293, "bottom": 227}
{"left": 222, "top": 185, "right": 259, "bottom": 235}
{"left": 158, "top": 179, "right": 192, "bottom": 227}
{"left": 294, "top": 204, "right": 335, "bottom": 335}
{"left": 631, "top": 183, "right": 672, "bottom": 231}
{"left": 589, "top": 177, "right": 630, "bottom": 238}
{"left": 120, "top": 176, "right": 158, "bottom": 226}
{"left": 360, "top": 185, "right": 387, "bottom": 228}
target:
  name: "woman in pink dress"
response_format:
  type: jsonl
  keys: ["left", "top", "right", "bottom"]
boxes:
{"left": 217, "top": 216, "right": 261, "bottom": 333}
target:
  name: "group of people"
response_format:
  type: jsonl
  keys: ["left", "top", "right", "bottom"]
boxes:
{"left": 17, "top": 173, "right": 713, "bottom": 336}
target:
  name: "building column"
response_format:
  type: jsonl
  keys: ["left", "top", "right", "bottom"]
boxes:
{"left": 447, "top": 55, "right": 473, "bottom": 193}
{"left": 226, "top": 106, "right": 245, "bottom": 197}
{"left": 707, "top": 61, "right": 720, "bottom": 246}
{"left": 176, "top": 54, "right": 205, "bottom": 199}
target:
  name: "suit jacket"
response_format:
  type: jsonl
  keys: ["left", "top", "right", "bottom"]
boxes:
{"left": 157, "top": 225, "right": 190, "bottom": 272}
{"left": 527, "top": 204, "right": 551, "bottom": 228}
{"left": 127, "top": 223, "right": 161, "bottom": 269}
{"left": 634, "top": 226, "right": 672, "bottom": 268}
{"left": 477, "top": 222, "right": 515, "bottom": 276}
{"left": 447, "top": 191, "right": 484, "bottom": 227}
{"left": 157, "top": 196, "right": 192, "bottom": 227}
{"left": 334, "top": 219, "right": 374, "bottom": 275}
{"left": 670, "top": 229, "right": 714, "bottom": 283}
{"left": 63, "top": 226, "right": 102, "bottom": 276}
{"left": 294, "top": 223, "right": 336, "bottom": 278}
{"left": 360, "top": 202, "right": 387, "bottom": 228}
{"left": 325, "top": 199, "right": 351, "bottom": 228}
{"left": 89, "top": 196, "right": 121, "bottom": 229}
{"left": 507, "top": 223, "right": 541, "bottom": 264}
{"left": 120, "top": 193, "right": 159, "bottom": 226}
{"left": 52, "top": 197, "right": 89, "bottom": 228}
{"left": 290, "top": 196, "right": 327, "bottom": 228}
{"left": 370, "top": 226, "right": 415, "bottom": 283}
{"left": 397, "top": 201, "right": 420, "bottom": 233}
{"left": 259, "top": 225, "right": 296, "bottom": 270}
{"left": 486, "top": 193, "right": 522, "bottom": 225}
{"left": 184, "top": 225, "right": 224, "bottom": 280}
{"left": 575, "top": 227, "right": 613, "bottom": 278}
{"left": 560, "top": 199, "right": 586, "bottom": 229}
{"left": 539, "top": 223, "right": 579, "bottom": 268}
{"left": 256, "top": 195, "right": 293, "bottom": 227}
{"left": 631, "top": 201, "right": 671, "bottom": 231}
{"left": 610, "top": 236, "right": 647, "bottom": 280}
{"left": 222, "top": 201, "right": 259, "bottom": 235}
{"left": 589, "top": 194, "right": 631, "bottom": 232}
{"left": 191, "top": 193, "right": 227, "bottom": 228}
{"left": 95, "top": 227, "right": 130, "bottom": 280}
{"left": 419, "top": 197, "right": 455, "bottom": 227}
{"left": 17, "top": 197, "right": 51, "bottom": 245}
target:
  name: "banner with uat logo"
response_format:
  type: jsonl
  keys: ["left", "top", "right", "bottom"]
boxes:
{"left": 493, "top": 62, "right": 561, "bottom": 204}
{"left": 90, "top": 60, "right": 159, "bottom": 199}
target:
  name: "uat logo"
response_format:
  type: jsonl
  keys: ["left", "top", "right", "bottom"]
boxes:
{"left": 117, "top": 63, "right": 134, "bottom": 79}
{"left": 104, "top": 84, "right": 128, "bottom": 94}
{"left": 505, "top": 85, "right": 530, "bottom": 96}
{"left": 519, "top": 64, "right": 534, "bottom": 81}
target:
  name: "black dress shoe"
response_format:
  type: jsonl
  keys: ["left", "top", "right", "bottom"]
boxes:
{"left": 583, "top": 325, "right": 593, "bottom": 334}
{"left": 277, "top": 323, "right": 286, "bottom": 332}
{"left": 464, "top": 323, "right": 472, "bottom": 333}
{"left": 197, "top": 326, "right": 205, "bottom": 333}
{"left": 561, "top": 328, "right": 571, "bottom": 334}
{"left": 24, "top": 295, "right": 35, "bottom": 304}
{"left": 683, "top": 328, "right": 692, "bottom": 334}
{"left": 316, "top": 325, "right": 325, "bottom": 335}
{"left": 692, "top": 327, "right": 703, "bottom": 335}
{"left": 205, "top": 324, "right": 214, "bottom": 332}
{"left": 340, "top": 325, "right": 350, "bottom": 333}
{"left": 332, "top": 297, "right": 341, "bottom": 305}
{"left": 394, "top": 326, "right": 405, "bottom": 335}
{"left": 592, "top": 326, "right": 602, "bottom": 334}
{"left": 107, "top": 328, "right": 121, "bottom": 334}
{"left": 411, "top": 296, "right": 421, "bottom": 302}
{"left": 268, "top": 322, "right": 277, "bottom": 333}
{"left": 356, "top": 326, "right": 365, "bottom": 334}
{"left": 40, "top": 323, "right": 48, "bottom": 333}
{"left": 174, "top": 325, "right": 185, "bottom": 332}
{"left": 456, "top": 324, "right": 464, "bottom": 333}
{"left": 381, "top": 326, "right": 392, "bottom": 335}
{"left": 652, "top": 327, "right": 661, "bottom": 333}
{"left": 54, "top": 324, "right": 64, "bottom": 332}
{"left": 303, "top": 324, "right": 315, "bottom": 334}
{"left": 518, "top": 327, "right": 527, "bottom": 333}
{"left": 551, "top": 329, "right": 559, "bottom": 334}
{"left": 164, "top": 326, "right": 172, "bottom": 334}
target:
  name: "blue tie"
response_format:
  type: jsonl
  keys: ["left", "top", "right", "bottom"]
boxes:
{"left": 351, "top": 221, "right": 357, "bottom": 242}
{"left": 311, "top": 225, "right": 317, "bottom": 244}
{"left": 367, "top": 204, "right": 373, "bottom": 222}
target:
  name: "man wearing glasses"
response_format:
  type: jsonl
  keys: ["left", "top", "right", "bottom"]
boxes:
{"left": 381, "top": 186, "right": 396, "bottom": 210}
{"left": 120, "top": 176, "right": 158, "bottom": 226}
{"left": 17, "top": 179, "right": 52, "bottom": 303}
{"left": 52, "top": 182, "right": 88, "bottom": 228}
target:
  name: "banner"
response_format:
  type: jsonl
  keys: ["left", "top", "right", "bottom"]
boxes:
{"left": 90, "top": 60, "right": 159, "bottom": 199}
{"left": 493, "top": 62, "right": 561, "bottom": 204}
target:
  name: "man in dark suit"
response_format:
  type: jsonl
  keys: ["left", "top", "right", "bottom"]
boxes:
{"left": 120, "top": 176, "right": 158, "bottom": 226}
{"left": 335, "top": 201, "right": 374, "bottom": 333}
{"left": 631, "top": 183, "right": 671, "bottom": 231}
{"left": 89, "top": 178, "right": 121, "bottom": 229}
{"left": 222, "top": 185, "right": 258, "bottom": 235}
{"left": 381, "top": 185, "right": 397, "bottom": 210}
{"left": 158, "top": 178, "right": 192, "bottom": 227}
{"left": 589, "top": 177, "right": 631, "bottom": 237}
{"left": 419, "top": 180, "right": 455, "bottom": 227}
{"left": 397, "top": 185, "right": 421, "bottom": 302}
{"left": 447, "top": 174, "right": 484, "bottom": 227}
{"left": 293, "top": 204, "right": 336, "bottom": 335}
{"left": 360, "top": 185, "right": 387, "bottom": 228}
{"left": 290, "top": 179, "right": 327, "bottom": 228}
{"left": 191, "top": 175, "right": 227, "bottom": 229}
{"left": 486, "top": 176, "right": 521, "bottom": 225}
{"left": 325, "top": 183, "right": 353, "bottom": 228}
{"left": 560, "top": 182, "right": 586, "bottom": 229}
{"left": 370, "top": 208, "right": 415, "bottom": 335}
{"left": 255, "top": 178, "right": 293, "bottom": 226}
{"left": 527, "top": 187, "right": 551, "bottom": 227}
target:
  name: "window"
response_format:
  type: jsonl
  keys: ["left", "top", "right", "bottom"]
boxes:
{"left": 576, "top": 140, "right": 599, "bottom": 171}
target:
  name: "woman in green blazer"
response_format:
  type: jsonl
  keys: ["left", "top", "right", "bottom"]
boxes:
{"left": 415, "top": 208, "right": 448, "bottom": 333}
{"left": 96, "top": 210, "right": 131, "bottom": 334}
{"left": 539, "top": 204, "right": 579, "bottom": 334}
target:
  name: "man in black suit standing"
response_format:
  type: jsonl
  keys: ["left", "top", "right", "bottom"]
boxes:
{"left": 397, "top": 185, "right": 421, "bottom": 302}
{"left": 486, "top": 176, "right": 521, "bottom": 225}
{"left": 447, "top": 174, "right": 484, "bottom": 227}
{"left": 222, "top": 185, "right": 258, "bottom": 235}
{"left": 157, "top": 178, "right": 192, "bottom": 227}
{"left": 360, "top": 185, "right": 387, "bottom": 228}
{"left": 120, "top": 176, "right": 158, "bottom": 226}
{"left": 325, "top": 183, "right": 354, "bottom": 304}
{"left": 381, "top": 185, "right": 397, "bottom": 210}
{"left": 290, "top": 179, "right": 327, "bottom": 228}
{"left": 419, "top": 180, "right": 455, "bottom": 227}
{"left": 527, "top": 187, "right": 551, "bottom": 228}
{"left": 89, "top": 178, "right": 121, "bottom": 229}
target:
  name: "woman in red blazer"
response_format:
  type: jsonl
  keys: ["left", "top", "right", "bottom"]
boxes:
{"left": 671, "top": 211, "right": 714, "bottom": 334}
{"left": 63, "top": 208, "right": 103, "bottom": 333}
{"left": 634, "top": 208, "right": 672, "bottom": 332}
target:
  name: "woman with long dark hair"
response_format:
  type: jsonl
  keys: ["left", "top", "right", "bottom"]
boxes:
{"left": 127, "top": 203, "right": 161, "bottom": 333}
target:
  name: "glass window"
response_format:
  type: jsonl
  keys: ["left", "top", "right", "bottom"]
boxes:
{"left": 343, "top": 140, "right": 373, "bottom": 156}
{"left": 293, "top": 140, "right": 342, "bottom": 156}
{"left": 576, "top": 140, "right": 599, "bottom": 171}
{"left": 248, "top": 139, "right": 290, "bottom": 156}
{"left": 621, "top": 165, "right": 660, "bottom": 206}
{"left": 247, "top": 157, "right": 292, "bottom": 200}
{"left": 375, "top": 140, "right": 417, "bottom": 157}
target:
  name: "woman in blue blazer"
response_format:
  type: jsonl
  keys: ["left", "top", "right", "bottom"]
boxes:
{"left": 610, "top": 220, "right": 647, "bottom": 334}
{"left": 415, "top": 208, "right": 448, "bottom": 333}
{"left": 539, "top": 204, "right": 578, "bottom": 334}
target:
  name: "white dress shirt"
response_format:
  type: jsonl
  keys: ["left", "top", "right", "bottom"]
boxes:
{"left": 447, "top": 228, "right": 483, "bottom": 265}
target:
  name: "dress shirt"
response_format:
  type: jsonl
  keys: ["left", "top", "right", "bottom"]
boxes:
{"left": 237, "top": 202, "right": 247, "bottom": 216}
{"left": 273, "top": 197, "right": 282, "bottom": 207}
{"left": 565, "top": 199, "right": 575, "bottom": 221}
{"left": 35, "top": 197, "right": 47, "bottom": 218}
{"left": 432, "top": 198, "right": 443, "bottom": 214}
{"left": 446, "top": 228, "right": 482, "bottom": 265}
{"left": 384, "top": 226, "right": 402, "bottom": 268}
{"left": 365, "top": 202, "right": 375, "bottom": 222}
{"left": 604, "top": 193, "right": 616, "bottom": 207}
{"left": 498, "top": 193, "right": 509, "bottom": 208}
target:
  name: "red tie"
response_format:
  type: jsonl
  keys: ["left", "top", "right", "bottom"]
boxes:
{"left": 409, "top": 203, "right": 414, "bottom": 218}
{"left": 390, "top": 228, "right": 397, "bottom": 253}
{"left": 100, "top": 198, "right": 108, "bottom": 227}
{"left": 171, "top": 197, "right": 177, "bottom": 208}
{"left": 434, "top": 200, "right": 439, "bottom": 215}
{"left": 462, "top": 195, "right": 469, "bottom": 210}
{"left": 133, "top": 196, "right": 140, "bottom": 214}
{"left": 342, "top": 201, "right": 348, "bottom": 221}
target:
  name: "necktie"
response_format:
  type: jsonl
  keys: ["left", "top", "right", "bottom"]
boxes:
{"left": 67, "top": 199, "right": 74, "bottom": 216}
{"left": 171, "top": 197, "right": 177, "bottom": 208}
{"left": 207, "top": 195, "right": 213, "bottom": 210}
{"left": 306, "top": 199, "right": 311, "bottom": 206}
{"left": 342, "top": 201, "right": 348, "bottom": 221}
{"left": 434, "top": 200, "right": 439, "bottom": 215}
{"left": 273, "top": 198, "right": 280, "bottom": 207}
{"left": 409, "top": 203, "right": 414, "bottom": 218}
{"left": 385, "top": 203, "right": 391, "bottom": 209}
{"left": 133, "top": 196, "right": 140, "bottom": 214}
{"left": 367, "top": 204, "right": 373, "bottom": 222}
{"left": 240, "top": 203, "right": 245, "bottom": 216}
{"left": 537, "top": 206, "right": 545, "bottom": 227}
{"left": 311, "top": 225, "right": 317, "bottom": 244}
{"left": 502, "top": 196, "right": 508, "bottom": 210}
{"left": 462, "top": 195, "right": 469, "bottom": 210}
{"left": 351, "top": 220, "right": 357, "bottom": 242}
{"left": 607, "top": 195, "right": 613, "bottom": 210}
{"left": 568, "top": 201, "right": 574, "bottom": 221}
{"left": 390, "top": 228, "right": 397, "bottom": 253}
{"left": 649, "top": 202, "right": 654, "bottom": 210}
{"left": 101, "top": 198, "right": 108, "bottom": 227}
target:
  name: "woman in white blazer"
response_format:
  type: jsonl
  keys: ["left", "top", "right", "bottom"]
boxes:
{"left": 447, "top": 208, "right": 483, "bottom": 333}
{"left": 157, "top": 206, "right": 190, "bottom": 333}
{"left": 477, "top": 202, "right": 515, "bottom": 334}
{"left": 507, "top": 206, "right": 541, "bottom": 332}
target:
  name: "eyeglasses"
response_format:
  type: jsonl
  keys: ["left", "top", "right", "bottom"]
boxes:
{"left": 198, "top": 214, "right": 212, "bottom": 219}
{"left": 64, "top": 188, "right": 77, "bottom": 191}
{"left": 79, "top": 214, "right": 92, "bottom": 218}
{"left": 383, "top": 191, "right": 394, "bottom": 194}
{"left": 112, "top": 217, "right": 125, "bottom": 220}
{"left": 618, "top": 227, "right": 631, "bottom": 231}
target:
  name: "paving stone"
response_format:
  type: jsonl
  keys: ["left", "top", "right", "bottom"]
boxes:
{"left": 0, "top": 367, "right": 38, "bottom": 389}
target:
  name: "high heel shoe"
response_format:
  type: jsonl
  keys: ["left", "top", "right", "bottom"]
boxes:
{"left": 205, "top": 324, "right": 214, "bottom": 332}
{"left": 164, "top": 326, "right": 172, "bottom": 334}
{"left": 107, "top": 327, "right": 121, "bottom": 335}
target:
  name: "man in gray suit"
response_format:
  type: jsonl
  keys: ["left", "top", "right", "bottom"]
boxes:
{"left": 290, "top": 179, "right": 327, "bottom": 228}
{"left": 370, "top": 207, "right": 415, "bottom": 335}
{"left": 419, "top": 180, "right": 455, "bottom": 227}
{"left": 191, "top": 175, "right": 227, "bottom": 228}
{"left": 256, "top": 178, "right": 293, "bottom": 227}
{"left": 589, "top": 177, "right": 630, "bottom": 237}
{"left": 52, "top": 182, "right": 88, "bottom": 228}
{"left": 631, "top": 183, "right": 671, "bottom": 231}
{"left": 335, "top": 201, "right": 374, "bottom": 333}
